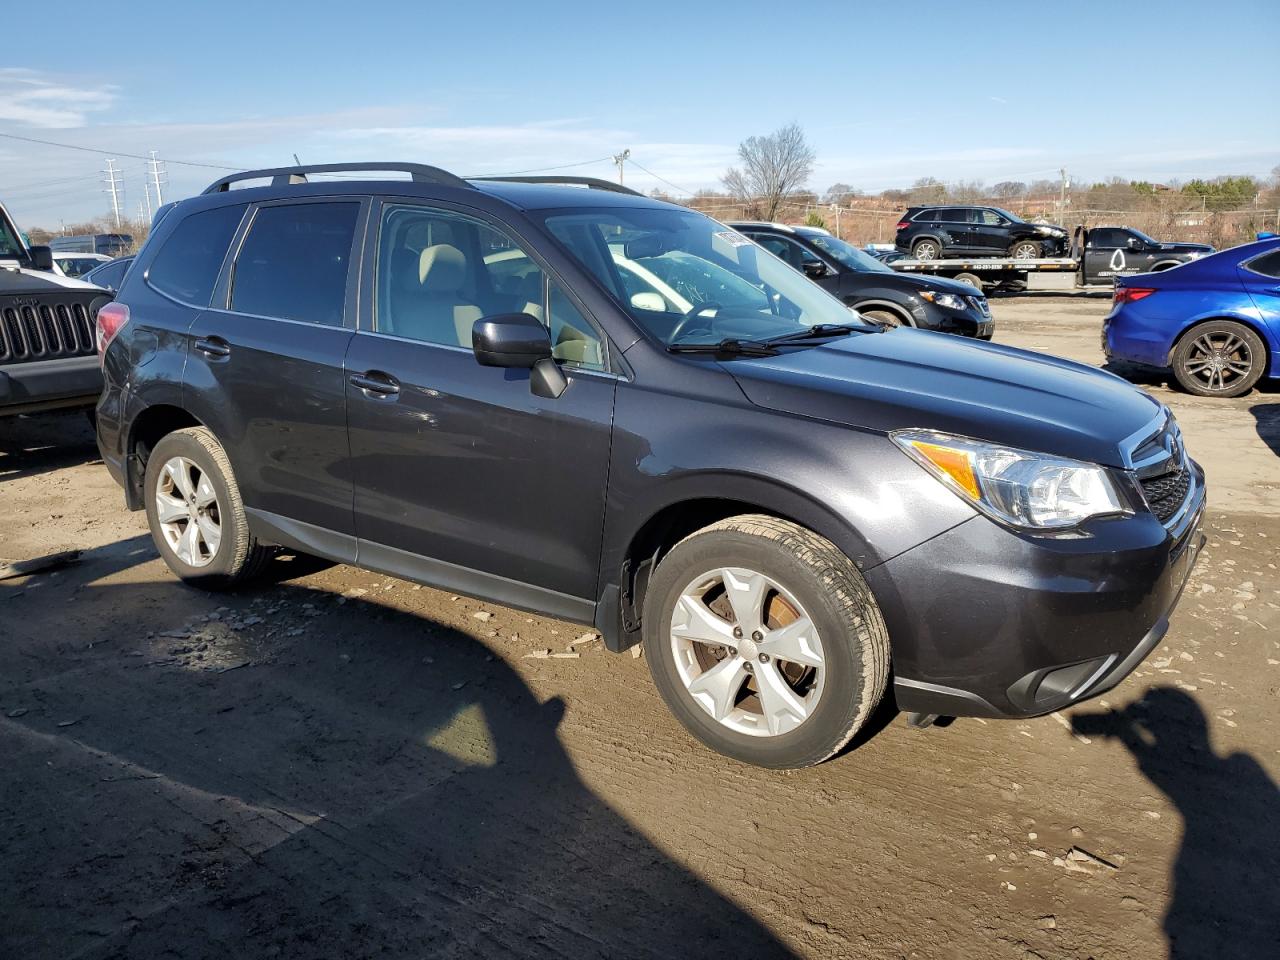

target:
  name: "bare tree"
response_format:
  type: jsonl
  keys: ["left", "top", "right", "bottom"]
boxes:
{"left": 991, "top": 180, "right": 1027, "bottom": 199}
{"left": 721, "top": 123, "right": 816, "bottom": 220}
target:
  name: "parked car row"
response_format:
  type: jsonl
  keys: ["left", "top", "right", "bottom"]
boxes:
{"left": 89, "top": 162, "right": 1207, "bottom": 769}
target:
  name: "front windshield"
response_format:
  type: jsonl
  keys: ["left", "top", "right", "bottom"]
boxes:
{"left": 544, "top": 207, "right": 869, "bottom": 346}
{"left": 804, "top": 232, "right": 893, "bottom": 274}
{"left": 991, "top": 207, "right": 1021, "bottom": 223}
{"left": 1129, "top": 228, "right": 1158, "bottom": 245}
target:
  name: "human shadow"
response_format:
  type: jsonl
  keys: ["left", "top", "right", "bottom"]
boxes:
{"left": 0, "top": 539, "right": 794, "bottom": 959}
{"left": 1250, "top": 402, "right": 1280, "bottom": 458}
{"left": 0, "top": 409, "right": 100, "bottom": 482}
{"left": 1072, "top": 688, "right": 1280, "bottom": 959}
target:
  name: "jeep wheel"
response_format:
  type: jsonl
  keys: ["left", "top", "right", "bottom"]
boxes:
{"left": 1171, "top": 320, "right": 1265, "bottom": 398}
{"left": 144, "top": 427, "right": 271, "bottom": 588}
{"left": 1009, "top": 240, "right": 1042, "bottom": 259}
{"left": 911, "top": 239, "right": 940, "bottom": 261}
{"left": 643, "top": 515, "right": 890, "bottom": 768}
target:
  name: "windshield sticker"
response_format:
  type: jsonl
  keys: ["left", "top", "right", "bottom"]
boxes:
{"left": 714, "top": 230, "right": 753, "bottom": 248}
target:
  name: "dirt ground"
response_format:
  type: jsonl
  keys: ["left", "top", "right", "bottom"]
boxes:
{"left": 2, "top": 298, "right": 1277, "bottom": 960}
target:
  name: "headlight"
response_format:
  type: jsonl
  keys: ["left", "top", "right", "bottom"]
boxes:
{"left": 892, "top": 430, "right": 1128, "bottom": 531}
{"left": 920, "top": 291, "right": 967, "bottom": 310}
{"left": 1034, "top": 225, "right": 1062, "bottom": 236}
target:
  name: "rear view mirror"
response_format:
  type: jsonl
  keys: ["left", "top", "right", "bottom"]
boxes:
{"left": 28, "top": 245, "right": 54, "bottom": 272}
{"left": 472, "top": 313, "right": 552, "bottom": 368}
{"left": 624, "top": 235, "right": 673, "bottom": 260}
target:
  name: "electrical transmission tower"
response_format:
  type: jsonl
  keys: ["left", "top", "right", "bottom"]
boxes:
{"left": 103, "top": 159, "right": 123, "bottom": 228}
{"left": 148, "top": 151, "right": 167, "bottom": 207}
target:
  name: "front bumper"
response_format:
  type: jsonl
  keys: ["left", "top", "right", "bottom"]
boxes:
{"left": 916, "top": 300, "right": 994, "bottom": 340}
{"left": 0, "top": 355, "right": 102, "bottom": 416}
{"left": 868, "top": 460, "right": 1206, "bottom": 719}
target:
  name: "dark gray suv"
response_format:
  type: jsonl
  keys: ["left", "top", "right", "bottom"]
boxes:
{"left": 96, "top": 163, "right": 1205, "bottom": 768}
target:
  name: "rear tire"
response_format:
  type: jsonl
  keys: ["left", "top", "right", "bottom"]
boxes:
{"left": 911, "top": 238, "right": 941, "bottom": 261}
{"left": 642, "top": 515, "right": 891, "bottom": 768}
{"left": 143, "top": 427, "right": 272, "bottom": 589}
{"left": 953, "top": 272, "right": 984, "bottom": 290}
{"left": 1171, "top": 320, "right": 1265, "bottom": 398}
{"left": 1009, "top": 240, "right": 1042, "bottom": 259}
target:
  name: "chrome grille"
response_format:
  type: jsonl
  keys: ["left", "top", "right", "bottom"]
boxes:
{"left": 968, "top": 296, "right": 990, "bottom": 317}
{"left": 0, "top": 301, "right": 96, "bottom": 363}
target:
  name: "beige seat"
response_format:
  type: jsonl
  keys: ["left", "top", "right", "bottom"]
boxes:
{"left": 390, "top": 243, "right": 482, "bottom": 347}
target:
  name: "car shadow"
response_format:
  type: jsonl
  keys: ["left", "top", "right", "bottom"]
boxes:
{"left": 1070, "top": 688, "right": 1279, "bottom": 958}
{"left": 0, "top": 409, "right": 100, "bottom": 482}
{"left": 0, "top": 540, "right": 794, "bottom": 959}
{"left": 1250, "top": 402, "right": 1280, "bottom": 458}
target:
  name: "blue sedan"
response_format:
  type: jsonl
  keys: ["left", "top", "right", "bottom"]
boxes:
{"left": 1104, "top": 237, "right": 1280, "bottom": 397}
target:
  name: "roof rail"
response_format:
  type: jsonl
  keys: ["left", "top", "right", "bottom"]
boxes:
{"left": 202, "top": 162, "right": 472, "bottom": 195}
{"left": 469, "top": 175, "right": 643, "bottom": 197}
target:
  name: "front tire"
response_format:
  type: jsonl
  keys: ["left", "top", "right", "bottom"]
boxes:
{"left": 1009, "top": 240, "right": 1042, "bottom": 259}
{"left": 858, "top": 308, "right": 910, "bottom": 329}
{"left": 143, "top": 427, "right": 271, "bottom": 588}
{"left": 1171, "top": 320, "right": 1265, "bottom": 398}
{"left": 642, "top": 515, "right": 890, "bottom": 768}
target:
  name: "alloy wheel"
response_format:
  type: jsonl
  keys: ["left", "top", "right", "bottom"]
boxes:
{"left": 1184, "top": 332, "right": 1254, "bottom": 393}
{"left": 1011, "top": 242, "right": 1039, "bottom": 259}
{"left": 913, "top": 241, "right": 938, "bottom": 260}
{"left": 669, "top": 567, "right": 825, "bottom": 737}
{"left": 155, "top": 456, "right": 222, "bottom": 567}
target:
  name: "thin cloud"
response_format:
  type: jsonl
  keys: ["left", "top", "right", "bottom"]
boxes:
{"left": 0, "top": 70, "right": 117, "bottom": 128}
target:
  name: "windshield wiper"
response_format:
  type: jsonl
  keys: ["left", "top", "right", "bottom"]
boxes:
{"left": 667, "top": 338, "right": 778, "bottom": 357}
{"left": 763, "top": 323, "right": 866, "bottom": 345}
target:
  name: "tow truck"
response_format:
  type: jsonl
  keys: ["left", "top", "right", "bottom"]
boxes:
{"left": 885, "top": 225, "right": 1214, "bottom": 292}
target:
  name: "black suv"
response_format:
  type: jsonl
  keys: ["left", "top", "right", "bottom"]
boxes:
{"left": 896, "top": 205, "right": 1068, "bottom": 260}
{"left": 1, "top": 199, "right": 110, "bottom": 419}
{"left": 728, "top": 222, "right": 992, "bottom": 338}
{"left": 97, "top": 163, "right": 1205, "bottom": 768}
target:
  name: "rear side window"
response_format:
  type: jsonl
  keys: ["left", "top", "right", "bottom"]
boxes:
{"left": 1245, "top": 249, "right": 1280, "bottom": 278}
{"left": 147, "top": 204, "right": 244, "bottom": 305}
{"left": 231, "top": 202, "right": 359, "bottom": 325}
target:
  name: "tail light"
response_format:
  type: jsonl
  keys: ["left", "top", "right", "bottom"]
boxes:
{"left": 95, "top": 302, "right": 130, "bottom": 362}
{"left": 895, "top": 221, "right": 910, "bottom": 231}
{"left": 1113, "top": 286, "right": 1156, "bottom": 305}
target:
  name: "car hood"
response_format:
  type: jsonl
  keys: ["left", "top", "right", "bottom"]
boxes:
{"left": 0, "top": 263, "right": 104, "bottom": 292}
{"left": 874, "top": 271, "right": 978, "bottom": 297}
{"left": 726, "top": 329, "right": 1161, "bottom": 468}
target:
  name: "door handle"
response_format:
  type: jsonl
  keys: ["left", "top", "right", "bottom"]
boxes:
{"left": 194, "top": 336, "right": 231, "bottom": 358}
{"left": 350, "top": 371, "right": 400, "bottom": 397}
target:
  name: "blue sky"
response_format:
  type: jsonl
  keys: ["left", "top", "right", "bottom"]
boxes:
{"left": 2, "top": 0, "right": 1277, "bottom": 227}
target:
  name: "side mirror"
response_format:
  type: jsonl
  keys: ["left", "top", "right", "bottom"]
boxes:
{"left": 472, "top": 312, "right": 566, "bottom": 399}
{"left": 472, "top": 312, "right": 552, "bottom": 368}
{"left": 802, "top": 260, "right": 829, "bottom": 280}
{"left": 1127, "top": 237, "right": 1142, "bottom": 250}
{"left": 28, "top": 245, "right": 54, "bottom": 272}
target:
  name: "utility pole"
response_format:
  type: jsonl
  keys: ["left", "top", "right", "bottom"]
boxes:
{"left": 147, "top": 151, "right": 167, "bottom": 207}
{"left": 103, "top": 159, "right": 123, "bottom": 229}
{"left": 142, "top": 178, "right": 153, "bottom": 221}
{"left": 613, "top": 149, "right": 630, "bottom": 185}
{"left": 1058, "top": 167, "right": 1069, "bottom": 220}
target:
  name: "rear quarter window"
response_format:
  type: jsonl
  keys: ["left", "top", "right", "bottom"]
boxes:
{"left": 146, "top": 204, "right": 245, "bottom": 305}
{"left": 1245, "top": 249, "right": 1280, "bottom": 278}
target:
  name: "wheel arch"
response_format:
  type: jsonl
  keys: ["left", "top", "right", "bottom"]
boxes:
{"left": 123, "top": 403, "right": 206, "bottom": 510}
{"left": 598, "top": 477, "right": 879, "bottom": 652}
{"left": 846, "top": 298, "right": 915, "bottom": 326}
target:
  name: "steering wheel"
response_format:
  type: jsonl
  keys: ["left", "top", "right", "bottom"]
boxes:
{"left": 667, "top": 302, "right": 723, "bottom": 344}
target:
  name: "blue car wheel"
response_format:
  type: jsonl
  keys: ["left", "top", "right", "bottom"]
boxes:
{"left": 1171, "top": 320, "right": 1266, "bottom": 398}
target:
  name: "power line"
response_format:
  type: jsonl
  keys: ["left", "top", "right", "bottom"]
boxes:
{"left": 0, "top": 130, "right": 244, "bottom": 170}
{"left": 627, "top": 159, "right": 699, "bottom": 197}
{"left": 467, "top": 155, "right": 613, "bottom": 178}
